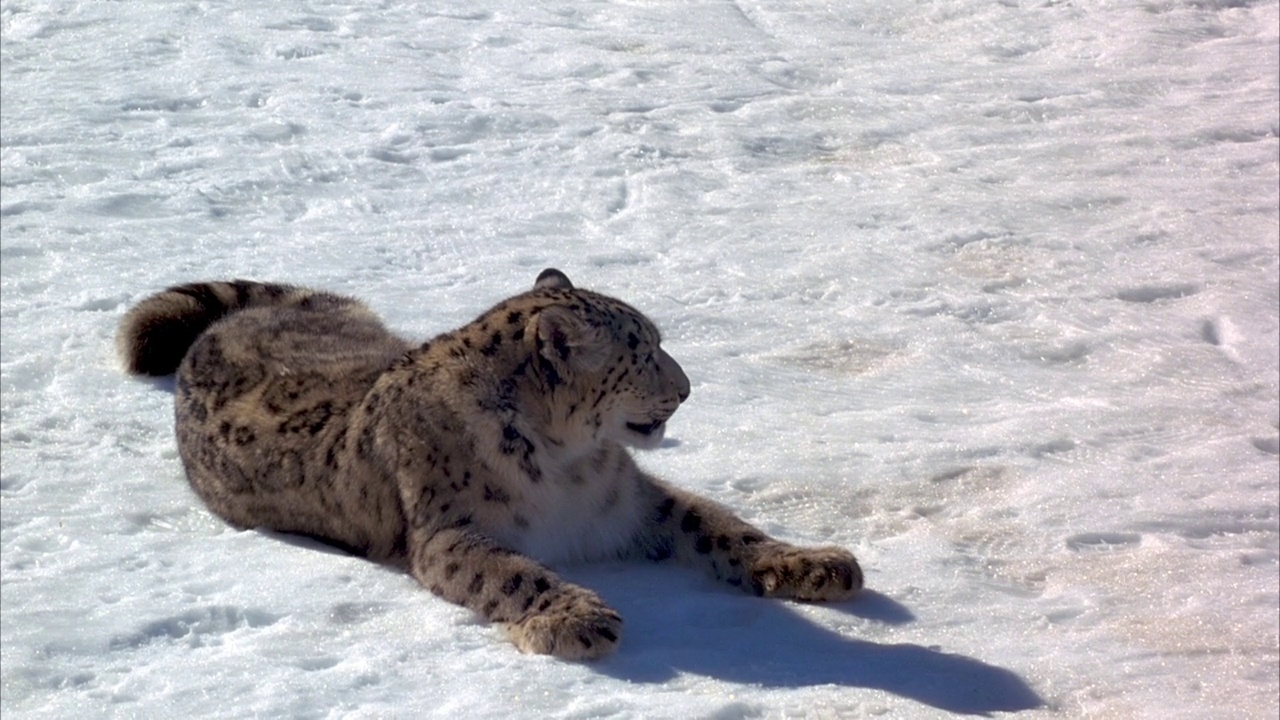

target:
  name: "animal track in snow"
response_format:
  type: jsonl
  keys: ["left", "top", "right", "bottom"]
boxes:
{"left": 1114, "top": 283, "right": 1200, "bottom": 303}
{"left": 1065, "top": 532, "right": 1142, "bottom": 552}
{"left": 110, "top": 606, "right": 280, "bottom": 650}
{"left": 1251, "top": 436, "right": 1279, "bottom": 455}
{"left": 1200, "top": 316, "right": 1244, "bottom": 362}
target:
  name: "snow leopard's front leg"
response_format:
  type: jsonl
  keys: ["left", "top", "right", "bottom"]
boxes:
{"left": 634, "top": 477, "right": 863, "bottom": 601}
{"left": 408, "top": 526, "right": 623, "bottom": 660}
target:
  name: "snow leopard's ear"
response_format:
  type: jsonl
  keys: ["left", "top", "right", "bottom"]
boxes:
{"left": 532, "top": 305, "right": 608, "bottom": 377}
{"left": 534, "top": 268, "right": 573, "bottom": 291}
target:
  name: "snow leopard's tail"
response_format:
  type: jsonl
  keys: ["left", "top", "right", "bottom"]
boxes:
{"left": 117, "top": 280, "right": 348, "bottom": 376}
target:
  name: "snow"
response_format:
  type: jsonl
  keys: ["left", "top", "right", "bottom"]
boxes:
{"left": 2, "top": 0, "right": 1277, "bottom": 717}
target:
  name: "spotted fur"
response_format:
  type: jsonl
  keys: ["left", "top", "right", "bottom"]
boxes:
{"left": 118, "top": 268, "right": 863, "bottom": 660}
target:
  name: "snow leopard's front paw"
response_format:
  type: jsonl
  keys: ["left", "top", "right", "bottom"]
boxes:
{"left": 505, "top": 585, "right": 622, "bottom": 661}
{"left": 747, "top": 544, "right": 863, "bottom": 602}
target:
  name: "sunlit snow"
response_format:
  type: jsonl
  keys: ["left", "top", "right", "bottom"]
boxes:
{"left": 2, "top": 0, "right": 1277, "bottom": 717}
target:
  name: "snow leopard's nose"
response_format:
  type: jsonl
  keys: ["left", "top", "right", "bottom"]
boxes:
{"left": 657, "top": 348, "right": 690, "bottom": 404}
{"left": 675, "top": 369, "right": 690, "bottom": 404}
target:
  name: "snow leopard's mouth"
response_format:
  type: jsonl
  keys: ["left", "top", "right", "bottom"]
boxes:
{"left": 625, "top": 420, "right": 663, "bottom": 436}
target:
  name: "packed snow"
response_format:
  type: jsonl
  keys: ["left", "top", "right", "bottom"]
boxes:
{"left": 2, "top": 0, "right": 1278, "bottom": 717}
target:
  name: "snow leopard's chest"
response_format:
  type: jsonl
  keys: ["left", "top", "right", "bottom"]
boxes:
{"left": 478, "top": 450, "right": 644, "bottom": 566}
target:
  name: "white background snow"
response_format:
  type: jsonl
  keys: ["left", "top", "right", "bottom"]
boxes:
{"left": 2, "top": 0, "right": 1277, "bottom": 717}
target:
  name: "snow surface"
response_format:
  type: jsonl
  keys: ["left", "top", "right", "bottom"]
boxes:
{"left": 2, "top": 0, "right": 1278, "bottom": 717}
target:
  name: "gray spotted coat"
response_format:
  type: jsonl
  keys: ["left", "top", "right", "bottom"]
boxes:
{"left": 118, "top": 269, "right": 862, "bottom": 659}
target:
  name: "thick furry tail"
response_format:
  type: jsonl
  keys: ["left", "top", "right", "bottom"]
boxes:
{"left": 117, "top": 280, "right": 323, "bottom": 376}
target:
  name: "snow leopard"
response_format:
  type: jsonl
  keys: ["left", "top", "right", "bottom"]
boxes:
{"left": 118, "top": 268, "right": 863, "bottom": 659}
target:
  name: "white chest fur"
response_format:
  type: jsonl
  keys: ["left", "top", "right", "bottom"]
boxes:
{"left": 485, "top": 454, "right": 643, "bottom": 566}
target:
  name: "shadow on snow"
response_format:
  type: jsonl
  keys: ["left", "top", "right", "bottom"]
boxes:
{"left": 579, "top": 566, "right": 1044, "bottom": 717}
